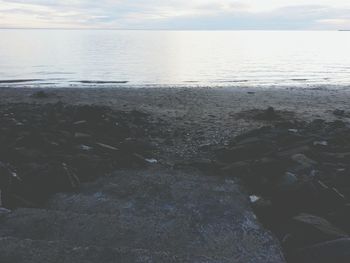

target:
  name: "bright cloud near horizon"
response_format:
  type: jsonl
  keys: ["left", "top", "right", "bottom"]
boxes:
{"left": 0, "top": 0, "right": 350, "bottom": 30}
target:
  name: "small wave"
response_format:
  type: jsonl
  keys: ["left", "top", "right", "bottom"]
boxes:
{"left": 74, "top": 80, "right": 129, "bottom": 84}
{"left": 35, "top": 71, "right": 74, "bottom": 75}
{"left": 216, "top": 80, "right": 249, "bottom": 83}
{"left": 291, "top": 78, "right": 308, "bottom": 81}
{"left": 0, "top": 79, "right": 42, "bottom": 84}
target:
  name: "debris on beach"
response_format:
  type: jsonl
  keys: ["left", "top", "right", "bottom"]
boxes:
{"left": 0, "top": 103, "right": 155, "bottom": 208}
{"left": 209, "top": 119, "right": 350, "bottom": 262}
{"left": 31, "top": 90, "right": 50, "bottom": 99}
{"left": 236, "top": 106, "right": 295, "bottom": 122}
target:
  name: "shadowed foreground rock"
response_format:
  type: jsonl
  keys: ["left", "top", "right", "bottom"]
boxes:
{"left": 0, "top": 168, "right": 285, "bottom": 263}
{"left": 212, "top": 118, "right": 350, "bottom": 262}
{"left": 0, "top": 103, "right": 155, "bottom": 207}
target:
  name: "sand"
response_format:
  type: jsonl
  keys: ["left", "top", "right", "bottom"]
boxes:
{"left": 1, "top": 85, "right": 349, "bottom": 163}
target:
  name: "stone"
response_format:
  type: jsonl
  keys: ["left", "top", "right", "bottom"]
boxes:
{"left": 277, "top": 172, "right": 298, "bottom": 190}
{"left": 73, "top": 120, "right": 87, "bottom": 125}
{"left": 328, "top": 204, "right": 350, "bottom": 232}
{"left": 291, "top": 154, "right": 317, "bottom": 168}
{"left": 0, "top": 103, "right": 154, "bottom": 208}
{"left": 145, "top": 158, "right": 158, "bottom": 164}
{"left": 254, "top": 106, "right": 281, "bottom": 121}
{"left": 265, "top": 107, "right": 277, "bottom": 119}
{"left": 290, "top": 213, "right": 348, "bottom": 247}
{"left": 313, "top": 141, "right": 328, "bottom": 146}
{"left": 74, "top": 132, "right": 92, "bottom": 139}
{"left": 79, "top": 145, "right": 93, "bottom": 151}
{"left": 294, "top": 238, "right": 350, "bottom": 263}
{"left": 0, "top": 207, "right": 11, "bottom": 215}
{"left": 276, "top": 146, "right": 311, "bottom": 158}
{"left": 288, "top": 129, "right": 299, "bottom": 133}
{"left": 333, "top": 109, "right": 345, "bottom": 117}
{"left": 249, "top": 195, "right": 261, "bottom": 203}
{"left": 96, "top": 143, "right": 119, "bottom": 151}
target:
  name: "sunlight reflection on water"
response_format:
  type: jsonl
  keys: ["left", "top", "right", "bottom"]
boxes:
{"left": 1, "top": 30, "right": 350, "bottom": 88}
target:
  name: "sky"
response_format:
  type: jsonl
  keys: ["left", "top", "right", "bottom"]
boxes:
{"left": 0, "top": 0, "right": 350, "bottom": 30}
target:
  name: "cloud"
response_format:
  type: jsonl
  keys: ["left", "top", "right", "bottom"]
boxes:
{"left": 0, "top": 0, "right": 350, "bottom": 29}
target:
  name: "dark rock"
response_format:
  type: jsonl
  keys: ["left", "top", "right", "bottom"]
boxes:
{"left": 0, "top": 207, "right": 11, "bottom": 214}
{"left": 288, "top": 213, "right": 348, "bottom": 248}
{"left": 96, "top": 142, "right": 119, "bottom": 151}
{"left": 73, "top": 120, "right": 87, "bottom": 126}
{"left": 328, "top": 204, "right": 350, "bottom": 233}
{"left": 276, "top": 172, "right": 298, "bottom": 190}
{"left": 293, "top": 238, "right": 350, "bottom": 263}
{"left": 251, "top": 196, "right": 275, "bottom": 226}
{"left": 333, "top": 109, "right": 345, "bottom": 117}
{"left": 0, "top": 103, "right": 155, "bottom": 208}
{"left": 217, "top": 141, "right": 274, "bottom": 162}
{"left": 291, "top": 154, "right": 317, "bottom": 168}
{"left": 0, "top": 162, "right": 13, "bottom": 189}
{"left": 276, "top": 146, "right": 311, "bottom": 158}
{"left": 221, "top": 160, "right": 250, "bottom": 175}
{"left": 255, "top": 107, "right": 280, "bottom": 120}
{"left": 74, "top": 132, "right": 92, "bottom": 139}
{"left": 212, "top": 118, "right": 350, "bottom": 259}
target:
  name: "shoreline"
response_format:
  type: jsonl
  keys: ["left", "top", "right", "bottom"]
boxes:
{"left": 1, "top": 85, "right": 350, "bottom": 163}
{"left": 1, "top": 85, "right": 350, "bottom": 262}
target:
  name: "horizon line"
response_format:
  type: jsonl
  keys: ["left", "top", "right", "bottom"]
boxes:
{"left": 0, "top": 27, "right": 345, "bottom": 31}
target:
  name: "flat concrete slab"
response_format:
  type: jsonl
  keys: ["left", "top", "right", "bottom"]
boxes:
{"left": 0, "top": 167, "right": 285, "bottom": 262}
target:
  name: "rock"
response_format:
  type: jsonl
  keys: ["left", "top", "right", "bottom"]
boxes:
{"left": 221, "top": 161, "right": 250, "bottom": 175}
{"left": 251, "top": 197, "right": 274, "bottom": 227}
{"left": 291, "top": 154, "right": 317, "bottom": 168}
{"left": 255, "top": 106, "right": 281, "bottom": 120}
{"left": 288, "top": 129, "right": 299, "bottom": 133}
{"left": 271, "top": 181, "right": 321, "bottom": 218}
{"left": 96, "top": 142, "right": 119, "bottom": 151}
{"left": 0, "top": 162, "right": 12, "bottom": 185}
{"left": 0, "top": 207, "right": 11, "bottom": 215}
{"left": 277, "top": 172, "right": 298, "bottom": 190}
{"left": 73, "top": 120, "right": 87, "bottom": 125}
{"left": 217, "top": 142, "right": 273, "bottom": 162}
{"left": 74, "top": 132, "right": 92, "bottom": 139}
{"left": 276, "top": 146, "right": 311, "bottom": 158}
{"left": 250, "top": 195, "right": 261, "bottom": 203}
{"left": 328, "top": 204, "right": 350, "bottom": 232}
{"left": 294, "top": 238, "right": 350, "bottom": 263}
{"left": 250, "top": 157, "right": 292, "bottom": 181}
{"left": 213, "top": 118, "right": 350, "bottom": 256}
{"left": 145, "top": 158, "right": 158, "bottom": 164}
{"left": 313, "top": 141, "right": 328, "bottom": 146}
{"left": 62, "top": 163, "right": 80, "bottom": 189}
{"left": 333, "top": 109, "right": 345, "bottom": 117}
{"left": 78, "top": 145, "right": 93, "bottom": 151}
{"left": 0, "top": 103, "right": 154, "bottom": 208}
{"left": 265, "top": 107, "right": 277, "bottom": 119}
{"left": 290, "top": 213, "right": 348, "bottom": 247}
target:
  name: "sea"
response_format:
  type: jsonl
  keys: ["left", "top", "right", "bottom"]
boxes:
{"left": 1, "top": 29, "right": 350, "bottom": 88}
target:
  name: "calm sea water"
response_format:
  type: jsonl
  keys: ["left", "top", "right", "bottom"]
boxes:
{"left": 1, "top": 30, "right": 350, "bottom": 88}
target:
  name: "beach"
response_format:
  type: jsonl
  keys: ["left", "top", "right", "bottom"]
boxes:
{"left": 1, "top": 85, "right": 350, "bottom": 162}
{"left": 1, "top": 85, "right": 350, "bottom": 262}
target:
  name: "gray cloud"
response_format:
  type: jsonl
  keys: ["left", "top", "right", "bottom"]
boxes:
{"left": 0, "top": 0, "right": 349, "bottom": 29}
